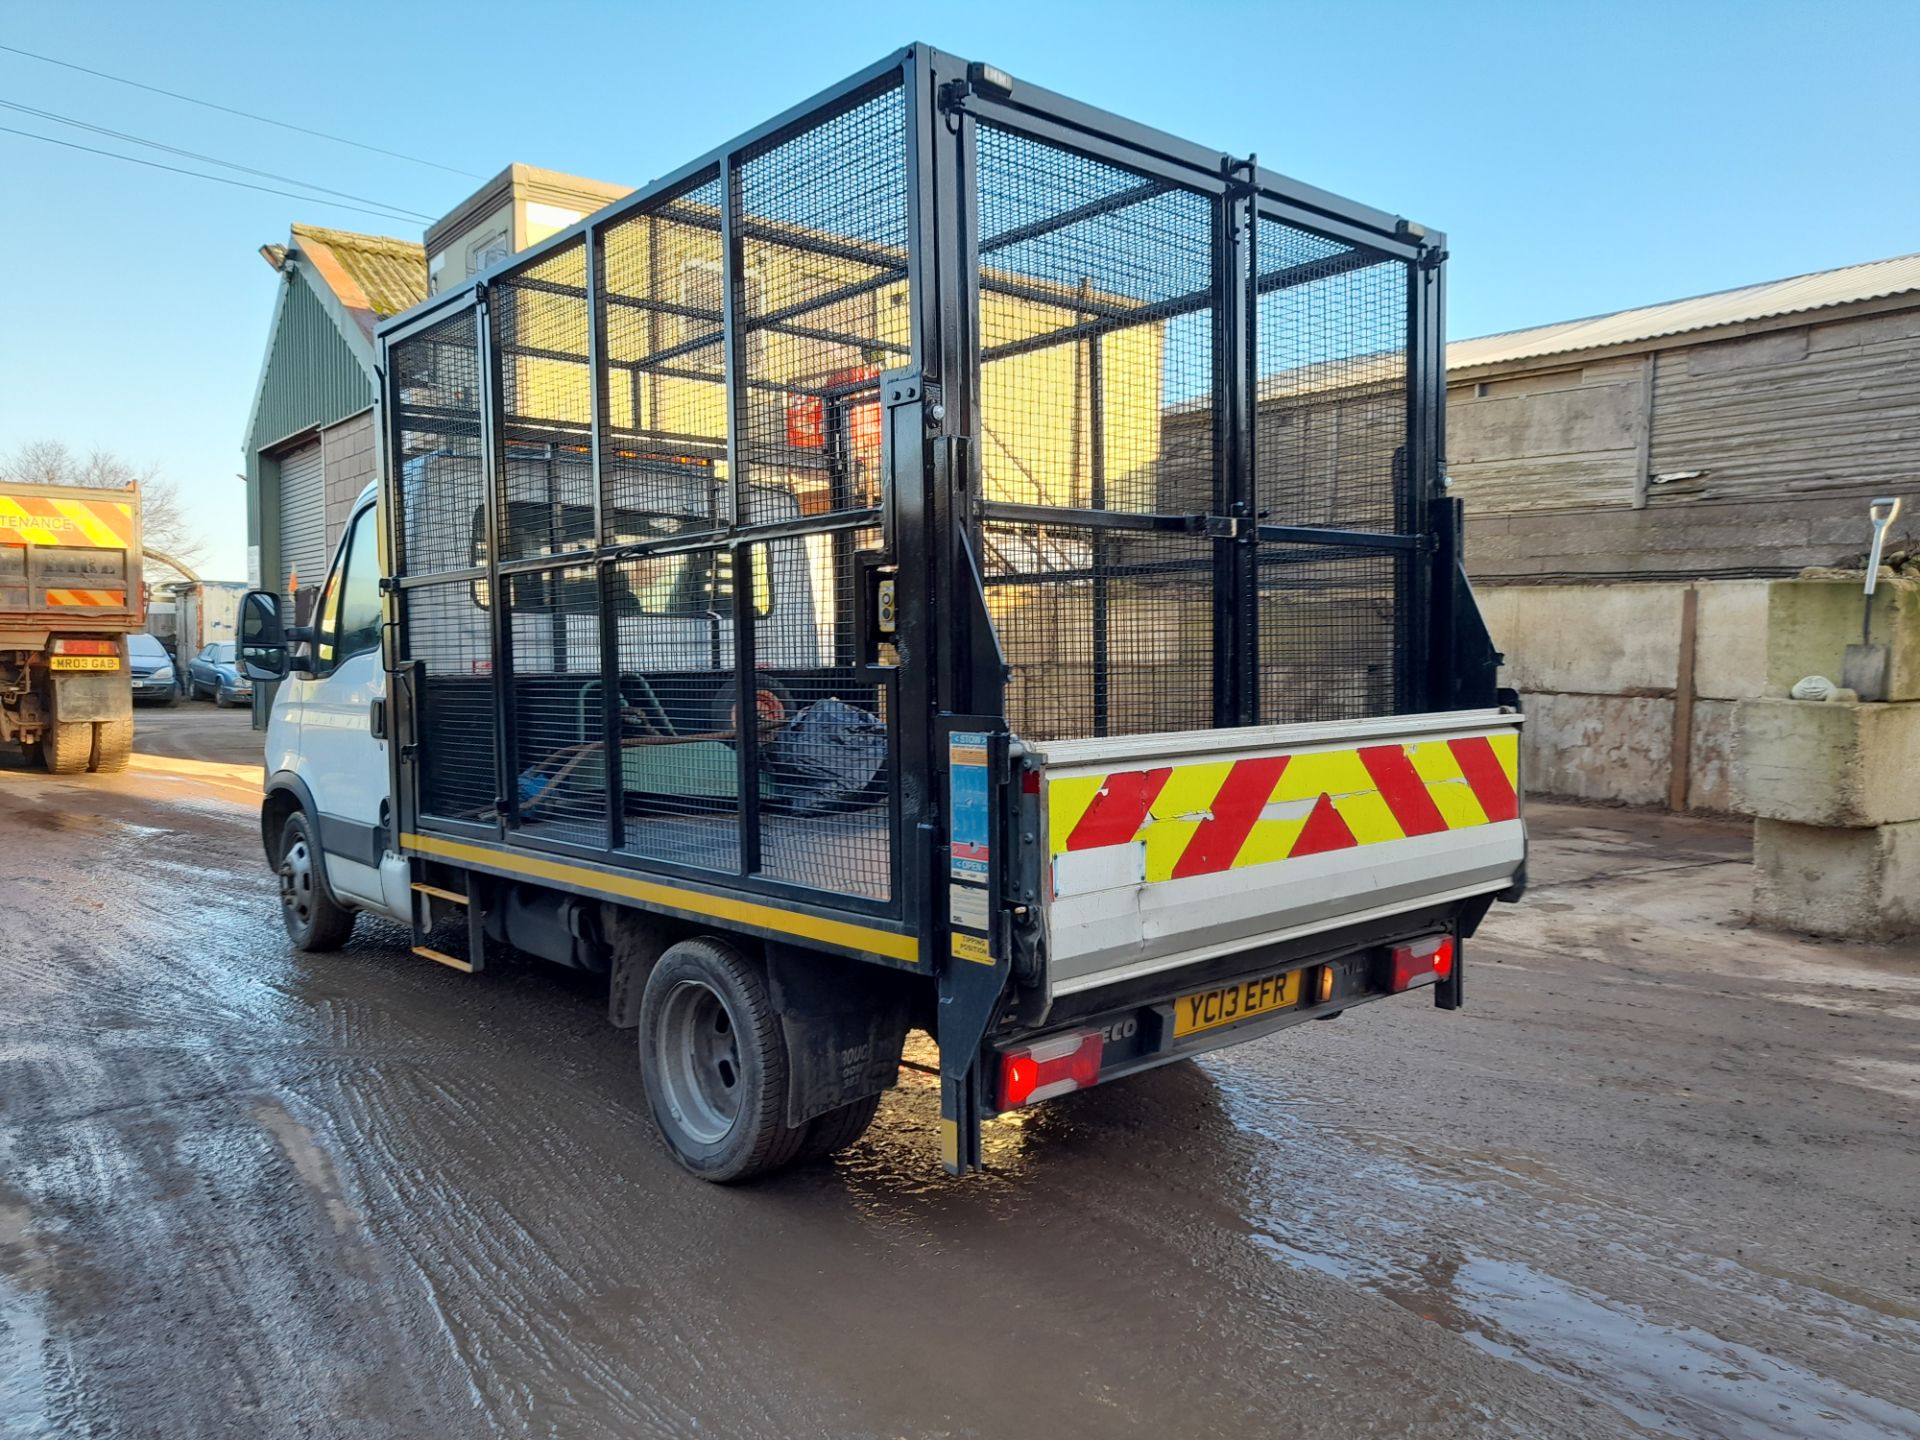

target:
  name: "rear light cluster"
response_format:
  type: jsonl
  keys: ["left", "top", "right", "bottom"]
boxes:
{"left": 50, "top": 638, "right": 116, "bottom": 655}
{"left": 1386, "top": 935, "right": 1455, "bottom": 992}
{"left": 997, "top": 1029, "right": 1104, "bottom": 1109}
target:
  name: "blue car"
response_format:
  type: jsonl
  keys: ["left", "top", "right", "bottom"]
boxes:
{"left": 185, "top": 641, "right": 253, "bottom": 708}
{"left": 128, "top": 631, "right": 179, "bottom": 706}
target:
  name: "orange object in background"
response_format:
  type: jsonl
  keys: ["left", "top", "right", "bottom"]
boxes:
{"left": 784, "top": 366, "right": 882, "bottom": 458}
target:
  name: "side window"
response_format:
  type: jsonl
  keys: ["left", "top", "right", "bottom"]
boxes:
{"left": 317, "top": 509, "right": 383, "bottom": 668}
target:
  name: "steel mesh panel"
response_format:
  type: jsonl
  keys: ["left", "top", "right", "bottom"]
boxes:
{"left": 1257, "top": 547, "right": 1401, "bottom": 723}
{"left": 392, "top": 310, "right": 484, "bottom": 577}
{"left": 751, "top": 526, "right": 890, "bottom": 899}
{"left": 599, "top": 170, "right": 732, "bottom": 525}
{"left": 402, "top": 579, "right": 497, "bottom": 821}
{"left": 976, "top": 125, "right": 1215, "bottom": 516}
{"left": 505, "top": 562, "right": 609, "bottom": 847}
{"left": 494, "top": 242, "right": 596, "bottom": 564}
{"left": 611, "top": 541, "right": 740, "bottom": 873}
{"left": 735, "top": 83, "right": 908, "bottom": 517}
{"left": 982, "top": 521, "right": 1214, "bottom": 742}
{"left": 1253, "top": 220, "right": 1410, "bottom": 534}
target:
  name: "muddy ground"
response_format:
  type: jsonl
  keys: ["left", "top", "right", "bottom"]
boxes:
{"left": 1, "top": 710, "right": 1916, "bottom": 1438}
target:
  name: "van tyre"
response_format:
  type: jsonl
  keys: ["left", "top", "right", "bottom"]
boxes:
{"left": 797, "top": 1091, "right": 882, "bottom": 1164}
{"left": 638, "top": 938, "right": 809, "bottom": 1183}
{"left": 277, "top": 810, "right": 356, "bottom": 952}
{"left": 42, "top": 721, "right": 92, "bottom": 775}
{"left": 89, "top": 717, "right": 133, "bottom": 774}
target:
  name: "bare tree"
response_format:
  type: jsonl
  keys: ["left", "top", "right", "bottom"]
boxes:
{"left": 0, "top": 440, "right": 208, "bottom": 574}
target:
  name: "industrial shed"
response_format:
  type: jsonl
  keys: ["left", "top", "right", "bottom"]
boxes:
{"left": 1446, "top": 252, "right": 1920, "bottom": 810}
{"left": 243, "top": 225, "right": 428, "bottom": 612}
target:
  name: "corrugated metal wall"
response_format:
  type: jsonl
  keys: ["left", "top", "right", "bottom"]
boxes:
{"left": 248, "top": 271, "right": 373, "bottom": 452}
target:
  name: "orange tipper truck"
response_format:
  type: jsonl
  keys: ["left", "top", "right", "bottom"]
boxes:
{"left": 0, "top": 480, "right": 146, "bottom": 773}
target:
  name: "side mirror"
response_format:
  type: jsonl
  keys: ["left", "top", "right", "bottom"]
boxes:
{"left": 239, "top": 590, "right": 291, "bottom": 682}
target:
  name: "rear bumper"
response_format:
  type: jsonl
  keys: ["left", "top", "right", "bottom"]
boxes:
{"left": 986, "top": 929, "right": 1463, "bottom": 1116}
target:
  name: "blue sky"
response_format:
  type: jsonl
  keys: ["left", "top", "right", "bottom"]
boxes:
{"left": 1, "top": 0, "right": 1914, "bottom": 577}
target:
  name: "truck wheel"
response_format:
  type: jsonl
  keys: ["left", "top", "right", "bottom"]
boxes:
{"left": 797, "top": 1091, "right": 882, "bottom": 1164}
{"left": 89, "top": 717, "right": 133, "bottom": 774}
{"left": 42, "top": 721, "right": 92, "bottom": 775}
{"left": 277, "top": 811, "right": 356, "bottom": 952}
{"left": 637, "top": 938, "right": 808, "bottom": 1182}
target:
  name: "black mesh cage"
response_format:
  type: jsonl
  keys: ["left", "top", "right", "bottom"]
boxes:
{"left": 972, "top": 122, "right": 1420, "bottom": 741}
{"left": 385, "top": 48, "right": 1437, "bottom": 914}
{"left": 391, "top": 310, "right": 496, "bottom": 824}
{"left": 1252, "top": 215, "right": 1412, "bottom": 719}
{"left": 389, "top": 80, "right": 907, "bottom": 902}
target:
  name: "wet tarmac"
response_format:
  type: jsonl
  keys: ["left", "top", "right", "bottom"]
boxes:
{"left": 2, "top": 720, "right": 1917, "bottom": 1438}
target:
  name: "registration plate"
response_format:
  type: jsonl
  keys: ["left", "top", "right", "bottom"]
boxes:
{"left": 1172, "top": 969, "right": 1302, "bottom": 1038}
{"left": 49, "top": 656, "right": 119, "bottom": 672}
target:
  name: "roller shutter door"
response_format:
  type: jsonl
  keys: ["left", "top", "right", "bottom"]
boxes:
{"left": 277, "top": 441, "right": 327, "bottom": 593}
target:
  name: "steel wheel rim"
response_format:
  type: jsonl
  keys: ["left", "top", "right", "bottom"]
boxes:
{"left": 657, "top": 979, "right": 744, "bottom": 1145}
{"left": 280, "top": 836, "right": 315, "bottom": 930}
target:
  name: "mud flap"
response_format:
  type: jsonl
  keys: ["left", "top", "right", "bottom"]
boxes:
{"left": 936, "top": 721, "right": 1013, "bottom": 1174}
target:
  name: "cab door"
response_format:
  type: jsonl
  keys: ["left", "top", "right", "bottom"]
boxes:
{"left": 290, "top": 502, "right": 398, "bottom": 915}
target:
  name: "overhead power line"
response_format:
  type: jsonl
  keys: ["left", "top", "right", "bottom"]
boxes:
{"left": 0, "top": 98, "right": 437, "bottom": 222}
{"left": 0, "top": 123, "right": 435, "bottom": 225}
{"left": 0, "top": 41, "right": 480, "bottom": 179}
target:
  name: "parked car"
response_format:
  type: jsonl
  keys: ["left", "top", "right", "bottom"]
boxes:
{"left": 127, "top": 632, "right": 178, "bottom": 706}
{"left": 185, "top": 641, "right": 252, "bottom": 708}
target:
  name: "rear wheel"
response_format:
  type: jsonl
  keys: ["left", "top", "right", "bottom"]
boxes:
{"left": 277, "top": 811, "right": 356, "bottom": 951}
{"left": 797, "top": 1091, "right": 882, "bottom": 1163}
{"left": 89, "top": 717, "right": 133, "bottom": 773}
{"left": 42, "top": 721, "right": 92, "bottom": 775}
{"left": 637, "top": 938, "right": 809, "bottom": 1182}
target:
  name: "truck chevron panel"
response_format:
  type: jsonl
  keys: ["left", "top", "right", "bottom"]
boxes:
{"left": 0, "top": 495, "right": 137, "bottom": 550}
{"left": 1048, "top": 733, "right": 1520, "bottom": 885}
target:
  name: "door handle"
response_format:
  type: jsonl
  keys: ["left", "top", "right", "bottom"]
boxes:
{"left": 369, "top": 697, "right": 387, "bottom": 739}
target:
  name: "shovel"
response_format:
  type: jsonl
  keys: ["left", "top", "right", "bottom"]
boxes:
{"left": 1842, "top": 496, "right": 1904, "bottom": 701}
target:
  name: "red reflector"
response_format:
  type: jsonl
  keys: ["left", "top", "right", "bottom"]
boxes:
{"left": 51, "top": 638, "right": 116, "bottom": 656}
{"left": 997, "top": 1030, "right": 1104, "bottom": 1109}
{"left": 1386, "top": 935, "right": 1455, "bottom": 992}
{"left": 1022, "top": 769, "right": 1040, "bottom": 795}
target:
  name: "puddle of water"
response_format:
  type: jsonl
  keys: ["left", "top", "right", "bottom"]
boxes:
{"left": 1831, "top": 1056, "right": 1920, "bottom": 1102}
{"left": 1450, "top": 1255, "right": 1920, "bottom": 1439}
{"left": 1212, "top": 1063, "right": 1920, "bottom": 1439}
{"left": 0, "top": 1284, "right": 52, "bottom": 1439}
{"left": 1252, "top": 1235, "right": 1920, "bottom": 1438}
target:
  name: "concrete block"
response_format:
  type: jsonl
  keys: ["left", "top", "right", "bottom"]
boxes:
{"left": 1518, "top": 691, "right": 1673, "bottom": 807}
{"left": 1753, "top": 817, "right": 1920, "bottom": 941}
{"left": 1693, "top": 581, "right": 1770, "bottom": 700}
{"left": 1731, "top": 698, "right": 1920, "bottom": 826}
{"left": 1484, "top": 584, "right": 1683, "bottom": 694}
{"left": 1765, "top": 576, "right": 1920, "bottom": 702}
{"left": 1686, "top": 698, "right": 1736, "bottom": 813}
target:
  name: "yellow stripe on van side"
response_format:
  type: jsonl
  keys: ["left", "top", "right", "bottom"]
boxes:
{"left": 400, "top": 832, "right": 921, "bottom": 964}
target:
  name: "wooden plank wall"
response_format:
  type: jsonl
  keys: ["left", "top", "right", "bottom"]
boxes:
{"left": 1450, "top": 305, "right": 1920, "bottom": 581}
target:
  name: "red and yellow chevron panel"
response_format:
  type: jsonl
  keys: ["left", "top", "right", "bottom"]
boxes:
{"left": 44, "top": 588, "right": 130, "bottom": 607}
{"left": 0, "top": 493, "right": 137, "bottom": 550}
{"left": 1048, "top": 732, "right": 1520, "bottom": 884}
